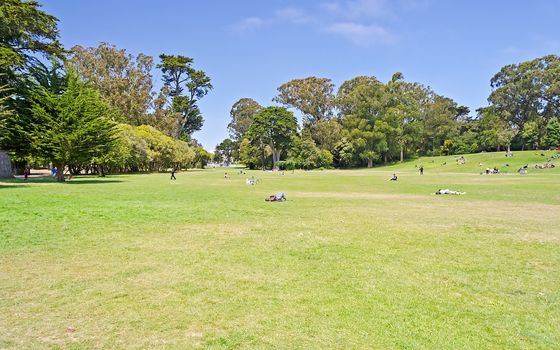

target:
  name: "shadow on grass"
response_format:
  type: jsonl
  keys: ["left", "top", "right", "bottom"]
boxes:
{"left": 0, "top": 176, "right": 124, "bottom": 186}
{"left": 64, "top": 179, "right": 123, "bottom": 185}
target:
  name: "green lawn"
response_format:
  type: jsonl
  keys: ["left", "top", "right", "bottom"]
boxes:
{"left": 1, "top": 151, "right": 559, "bottom": 349}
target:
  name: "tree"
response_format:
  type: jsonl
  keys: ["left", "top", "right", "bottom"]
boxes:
{"left": 312, "top": 119, "right": 342, "bottom": 152}
{"left": 66, "top": 43, "right": 154, "bottom": 125}
{"left": 420, "top": 94, "right": 464, "bottom": 155}
{"left": 286, "top": 135, "right": 332, "bottom": 169}
{"left": 228, "top": 98, "right": 261, "bottom": 141}
{"left": 24, "top": 70, "right": 116, "bottom": 181}
{"left": 247, "top": 106, "right": 297, "bottom": 170}
{"left": 384, "top": 73, "right": 426, "bottom": 161}
{"left": 157, "top": 54, "right": 212, "bottom": 138}
{"left": 273, "top": 77, "right": 334, "bottom": 126}
{"left": 477, "top": 107, "right": 516, "bottom": 152}
{"left": 336, "top": 75, "right": 387, "bottom": 166}
{"left": 488, "top": 55, "right": 560, "bottom": 133}
{"left": 0, "top": 83, "right": 14, "bottom": 177}
{"left": 544, "top": 117, "right": 560, "bottom": 149}
{"left": 215, "top": 138, "right": 236, "bottom": 164}
{"left": 521, "top": 120, "right": 541, "bottom": 150}
{"left": 0, "top": 0, "right": 62, "bottom": 87}
{"left": 238, "top": 138, "right": 265, "bottom": 170}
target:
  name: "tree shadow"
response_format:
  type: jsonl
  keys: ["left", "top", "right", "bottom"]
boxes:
{"left": 63, "top": 179, "right": 123, "bottom": 185}
{"left": 0, "top": 177, "right": 123, "bottom": 186}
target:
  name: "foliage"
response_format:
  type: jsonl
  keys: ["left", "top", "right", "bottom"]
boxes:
{"left": 214, "top": 138, "right": 236, "bottom": 164}
{"left": 157, "top": 54, "right": 212, "bottom": 138}
{"left": 477, "top": 107, "right": 516, "bottom": 152}
{"left": 285, "top": 136, "right": 333, "bottom": 169}
{"left": 544, "top": 117, "right": 560, "bottom": 148}
{"left": 0, "top": 0, "right": 62, "bottom": 87}
{"left": 228, "top": 98, "right": 261, "bottom": 141}
{"left": 273, "top": 76, "right": 335, "bottom": 126}
{"left": 246, "top": 106, "right": 297, "bottom": 170}
{"left": 239, "top": 137, "right": 266, "bottom": 170}
{"left": 24, "top": 70, "right": 116, "bottom": 180}
{"left": 190, "top": 146, "right": 209, "bottom": 169}
{"left": 134, "top": 125, "right": 194, "bottom": 171}
{"left": 489, "top": 55, "right": 560, "bottom": 131}
{"left": 66, "top": 43, "right": 154, "bottom": 125}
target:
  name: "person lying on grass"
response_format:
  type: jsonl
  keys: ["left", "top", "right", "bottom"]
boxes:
{"left": 265, "top": 192, "right": 286, "bottom": 202}
{"left": 434, "top": 189, "right": 466, "bottom": 195}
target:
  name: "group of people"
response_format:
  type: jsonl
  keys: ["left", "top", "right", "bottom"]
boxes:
{"left": 485, "top": 167, "right": 500, "bottom": 174}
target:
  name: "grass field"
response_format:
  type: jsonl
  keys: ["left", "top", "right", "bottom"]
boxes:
{"left": 1, "top": 151, "right": 559, "bottom": 349}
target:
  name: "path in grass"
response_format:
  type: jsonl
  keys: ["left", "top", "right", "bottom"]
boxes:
{"left": 1, "top": 151, "right": 559, "bottom": 349}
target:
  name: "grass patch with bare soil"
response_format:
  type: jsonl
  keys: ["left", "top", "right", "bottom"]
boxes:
{"left": 1, "top": 151, "right": 559, "bottom": 349}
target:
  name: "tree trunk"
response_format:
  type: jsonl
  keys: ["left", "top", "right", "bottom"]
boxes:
{"left": 383, "top": 153, "right": 388, "bottom": 165}
{"left": 271, "top": 148, "right": 281, "bottom": 170}
{"left": 400, "top": 145, "right": 404, "bottom": 162}
{"left": 367, "top": 159, "right": 372, "bottom": 168}
{"left": 56, "top": 162, "right": 65, "bottom": 182}
{"left": 507, "top": 144, "right": 511, "bottom": 153}
{"left": 0, "top": 151, "right": 14, "bottom": 178}
{"left": 497, "top": 145, "right": 500, "bottom": 152}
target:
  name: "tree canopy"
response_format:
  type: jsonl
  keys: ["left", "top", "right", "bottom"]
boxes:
{"left": 247, "top": 106, "right": 297, "bottom": 170}
{"left": 157, "top": 54, "right": 212, "bottom": 139}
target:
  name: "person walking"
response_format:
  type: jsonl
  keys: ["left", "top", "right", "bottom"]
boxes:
{"left": 419, "top": 166, "right": 424, "bottom": 175}
{"left": 170, "top": 168, "right": 177, "bottom": 180}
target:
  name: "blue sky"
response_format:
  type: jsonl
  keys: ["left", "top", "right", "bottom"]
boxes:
{"left": 42, "top": 0, "right": 560, "bottom": 150}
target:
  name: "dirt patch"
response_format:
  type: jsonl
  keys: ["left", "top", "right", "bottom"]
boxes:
{"left": 291, "top": 191, "right": 423, "bottom": 200}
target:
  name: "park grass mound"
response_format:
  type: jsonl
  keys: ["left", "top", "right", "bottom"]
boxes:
{"left": 0, "top": 151, "right": 559, "bottom": 349}
{"left": 382, "top": 149, "right": 560, "bottom": 174}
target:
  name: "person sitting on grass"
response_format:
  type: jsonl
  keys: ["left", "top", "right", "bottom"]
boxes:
{"left": 435, "top": 189, "right": 466, "bottom": 195}
{"left": 389, "top": 173, "right": 398, "bottom": 181}
{"left": 265, "top": 192, "right": 286, "bottom": 202}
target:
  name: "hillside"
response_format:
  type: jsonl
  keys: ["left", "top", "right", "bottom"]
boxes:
{"left": 382, "top": 150, "right": 560, "bottom": 174}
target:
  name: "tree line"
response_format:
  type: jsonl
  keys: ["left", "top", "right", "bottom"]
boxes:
{"left": 219, "top": 57, "right": 560, "bottom": 170}
{"left": 0, "top": 0, "right": 212, "bottom": 180}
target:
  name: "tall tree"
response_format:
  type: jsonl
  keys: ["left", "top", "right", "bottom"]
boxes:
{"left": 419, "top": 94, "right": 465, "bottom": 155}
{"left": 384, "top": 73, "right": 426, "bottom": 161}
{"left": 488, "top": 55, "right": 560, "bottom": 134}
{"left": 66, "top": 43, "right": 154, "bottom": 125}
{"left": 273, "top": 77, "right": 334, "bottom": 126}
{"left": 157, "top": 54, "right": 212, "bottom": 139}
{"left": 247, "top": 106, "right": 297, "bottom": 170}
{"left": 0, "top": 0, "right": 62, "bottom": 87}
{"left": 0, "top": 0, "right": 62, "bottom": 168}
{"left": 544, "top": 117, "right": 560, "bottom": 149}
{"left": 228, "top": 98, "right": 261, "bottom": 141}
{"left": 477, "top": 107, "right": 516, "bottom": 152}
{"left": 21, "top": 69, "right": 116, "bottom": 181}
{"left": 336, "top": 75, "right": 387, "bottom": 166}
{"left": 215, "top": 138, "right": 236, "bottom": 164}
{"left": 0, "top": 83, "right": 14, "bottom": 177}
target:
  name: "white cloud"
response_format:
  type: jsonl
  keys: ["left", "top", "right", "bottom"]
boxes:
{"left": 231, "top": 16, "right": 267, "bottom": 32}
{"left": 275, "top": 8, "right": 312, "bottom": 24}
{"left": 232, "top": 8, "right": 311, "bottom": 33}
{"left": 347, "top": 0, "right": 387, "bottom": 18}
{"left": 326, "top": 22, "right": 392, "bottom": 46}
{"left": 322, "top": 0, "right": 387, "bottom": 19}
{"left": 320, "top": 2, "right": 342, "bottom": 13}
